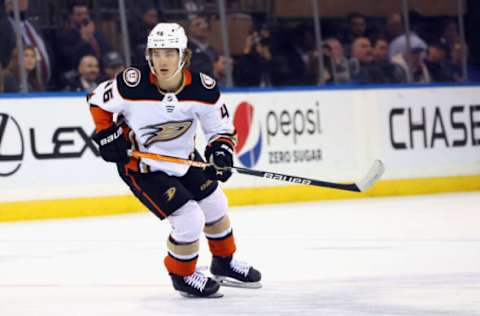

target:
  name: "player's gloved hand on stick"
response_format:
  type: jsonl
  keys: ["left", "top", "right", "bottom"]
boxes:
{"left": 204, "top": 136, "right": 234, "bottom": 182}
{"left": 92, "top": 124, "right": 129, "bottom": 164}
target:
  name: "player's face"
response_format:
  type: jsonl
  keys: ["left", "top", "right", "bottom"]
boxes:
{"left": 151, "top": 48, "right": 180, "bottom": 80}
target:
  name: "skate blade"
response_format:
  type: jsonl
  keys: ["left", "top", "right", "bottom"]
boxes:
{"left": 214, "top": 276, "right": 262, "bottom": 289}
{"left": 178, "top": 291, "right": 224, "bottom": 299}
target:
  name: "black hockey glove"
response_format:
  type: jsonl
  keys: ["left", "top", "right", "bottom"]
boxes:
{"left": 92, "top": 124, "right": 129, "bottom": 164}
{"left": 204, "top": 136, "right": 235, "bottom": 182}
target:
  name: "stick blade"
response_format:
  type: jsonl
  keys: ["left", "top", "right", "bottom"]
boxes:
{"left": 355, "top": 159, "right": 385, "bottom": 192}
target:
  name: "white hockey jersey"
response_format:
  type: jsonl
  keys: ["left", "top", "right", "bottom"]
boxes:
{"left": 88, "top": 66, "right": 234, "bottom": 176}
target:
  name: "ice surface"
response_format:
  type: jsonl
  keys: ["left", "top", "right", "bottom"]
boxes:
{"left": 1, "top": 192, "right": 480, "bottom": 316}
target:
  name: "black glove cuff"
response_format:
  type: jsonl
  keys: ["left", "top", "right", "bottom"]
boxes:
{"left": 92, "top": 125, "right": 129, "bottom": 164}
{"left": 92, "top": 125, "right": 123, "bottom": 147}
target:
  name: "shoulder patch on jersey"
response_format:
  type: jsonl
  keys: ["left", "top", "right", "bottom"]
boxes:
{"left": 200, "top": 73, "right": 216, "bottom": 89}
{"left": 123, "top": 67, "right": 141, "bottom": 87}
{"left": 176, "top": 71, "right": 220, "bottom": 104}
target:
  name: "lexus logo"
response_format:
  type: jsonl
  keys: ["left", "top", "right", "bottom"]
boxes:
{"left": 0, "top": 113, "right": 24, "bottom": 176}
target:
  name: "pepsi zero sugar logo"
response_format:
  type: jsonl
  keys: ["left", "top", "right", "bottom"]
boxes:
{"left": 0, "top": 113, "right": 24, "bottom": 176}
{"left": 266, "top": 102, "right": 322, "bottom": 145}
{"left": 234, "top": 102, "right": 262, "bottom": 168}
{"left": 233, "top": 101, "right": 323, "bottom": 167}
{"left": 268, "top": 148, "right": 322, "bottom": 164}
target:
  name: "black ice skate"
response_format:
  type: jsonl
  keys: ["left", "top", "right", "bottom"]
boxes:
{"left": 210, "top": 256, "right": 262, "bottom": 289}
{"left": 170, "top": 270, "right": 223, "bottom": 298}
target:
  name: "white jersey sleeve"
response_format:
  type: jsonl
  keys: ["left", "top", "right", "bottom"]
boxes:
{"left": 88, "top": 79, "right": 125, "bottom": 113}
{"left": 195, "top": 94, "right": 235, "bottom": 143}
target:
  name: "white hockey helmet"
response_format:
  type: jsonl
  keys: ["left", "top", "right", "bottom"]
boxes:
{"left": 145, "top": 23, "right": 188, "bottom": 77}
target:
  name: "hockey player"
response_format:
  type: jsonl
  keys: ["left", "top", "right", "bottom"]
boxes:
{"left": 87, "top": 23, "right": 261, "bottom": 298}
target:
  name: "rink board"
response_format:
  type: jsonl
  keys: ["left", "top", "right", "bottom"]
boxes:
{"left": 1, "top": 175, "right": 480, "bottom": 222}
{"left": 0, "top": 85, "right": 479, "bottom": 221}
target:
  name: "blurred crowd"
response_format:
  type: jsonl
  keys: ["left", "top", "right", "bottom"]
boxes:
{"left": 0, "top": 0, "right": 479, "bottom": 93}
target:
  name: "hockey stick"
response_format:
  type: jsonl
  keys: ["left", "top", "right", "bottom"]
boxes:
{"left": 128, "top": 150, "right": 385, "bottom": 192}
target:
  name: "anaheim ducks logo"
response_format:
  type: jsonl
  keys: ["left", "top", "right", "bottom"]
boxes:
{"left": 123, "top": 67, "right": 141, "bottom": 87}
{"left": 164, "top": 187, "right": 176, "bottom": 202}
{"left": 140, "top": 120, "right": 193, "bottom": 147}
{"left": 200, "top": 73, "right": 216, "bottom": 89}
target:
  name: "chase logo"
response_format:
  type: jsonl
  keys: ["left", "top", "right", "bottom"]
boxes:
{"left": 233, "top": 102, "right": 262, "bottom": 168}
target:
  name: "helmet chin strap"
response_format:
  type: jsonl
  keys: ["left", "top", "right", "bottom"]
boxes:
{"left": 147, "top": 51, "right": 185, "bottom": 83}
{"left": 163, "top": 60, "right": 185, "bottom": 82}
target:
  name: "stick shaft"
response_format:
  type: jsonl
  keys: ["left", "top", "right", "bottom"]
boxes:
{"left": 129, "top": 150, "right": 209, "bottom": 168}
{"left": 128, "top": 150, "right": 382, "bottom": 192}
{"left": 231, "top": 166, "right": 360, "bottom": 191}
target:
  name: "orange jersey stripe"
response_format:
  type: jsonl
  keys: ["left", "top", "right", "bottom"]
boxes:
{"left": 127, "top": 175, "right": 168, "bottom": 218}
{"left": 142, "top": 191, "right": 167, "bottom": 218}
{"left": 127, "top": 175, "right": 142, "bottom": 192}
{"left": 89, "top": 106, "right": 113, "bottom": 132}
{"left": 123, "top": 158, "right": 139, "bottom": 173}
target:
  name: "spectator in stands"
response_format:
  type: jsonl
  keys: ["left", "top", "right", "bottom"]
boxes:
{"left": 345, "top": 12, "right": 367, "bottom": 41}
{"left": 130, "top": 3, "right": 159, "bottom": 65}
{"left": 340, "top": 12, "right": 367, "bottom": 57}
{"left": 183, "top": 0, "right": 204, "bottom": 21}
{"left": 1, "top": 45, "right": 44, "bottom": 92}
{"left": 385, "top": 13, "right": 404, "bottom": 42}
{"left": 391, "top": 45, "right": 431, "bottom": 83}
{"left": 187, "top": 15, "right": 217, "bottom": 76}
{"left": 371, "top": 38, "right": 406, "bottom": 83}
{"left": 102, "top": 51, "right": 125, "bottom": 80}
{"left": 0, "top": 0, "right": 52, "bottom": 85}
{"left": 448, "top": 41, "right": 480, "bottom": 82}
{"left": 270, "top": 24, "right": 316, "bottom": 86}
{"left": 63, "top": 54, "right": 100, "bottom": 92}
{"left": 233, "top": 25, "right": 273, "bottom": 87}
{"left": 440, "top": 19, "right": 460, "bottom": 53}
{"left": 349, "top": 37, "right": 385, "bottom": 83}
{"left": 372, "top": 38, "right": 389, "bottom": 61}
{"left": 322, "top": 38, "right": 350, "bottom": 83}
{"left": 424, "top": 42, "right": 452, "bottom": 82}
{"left": 212, "top": 54, "right": 230, "bottom": 87}
{"left": 389, "top": 29, "right": 427, "bottom": 59}
{"left": 55, "top": 0, "right": 109, "bottom": 79}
